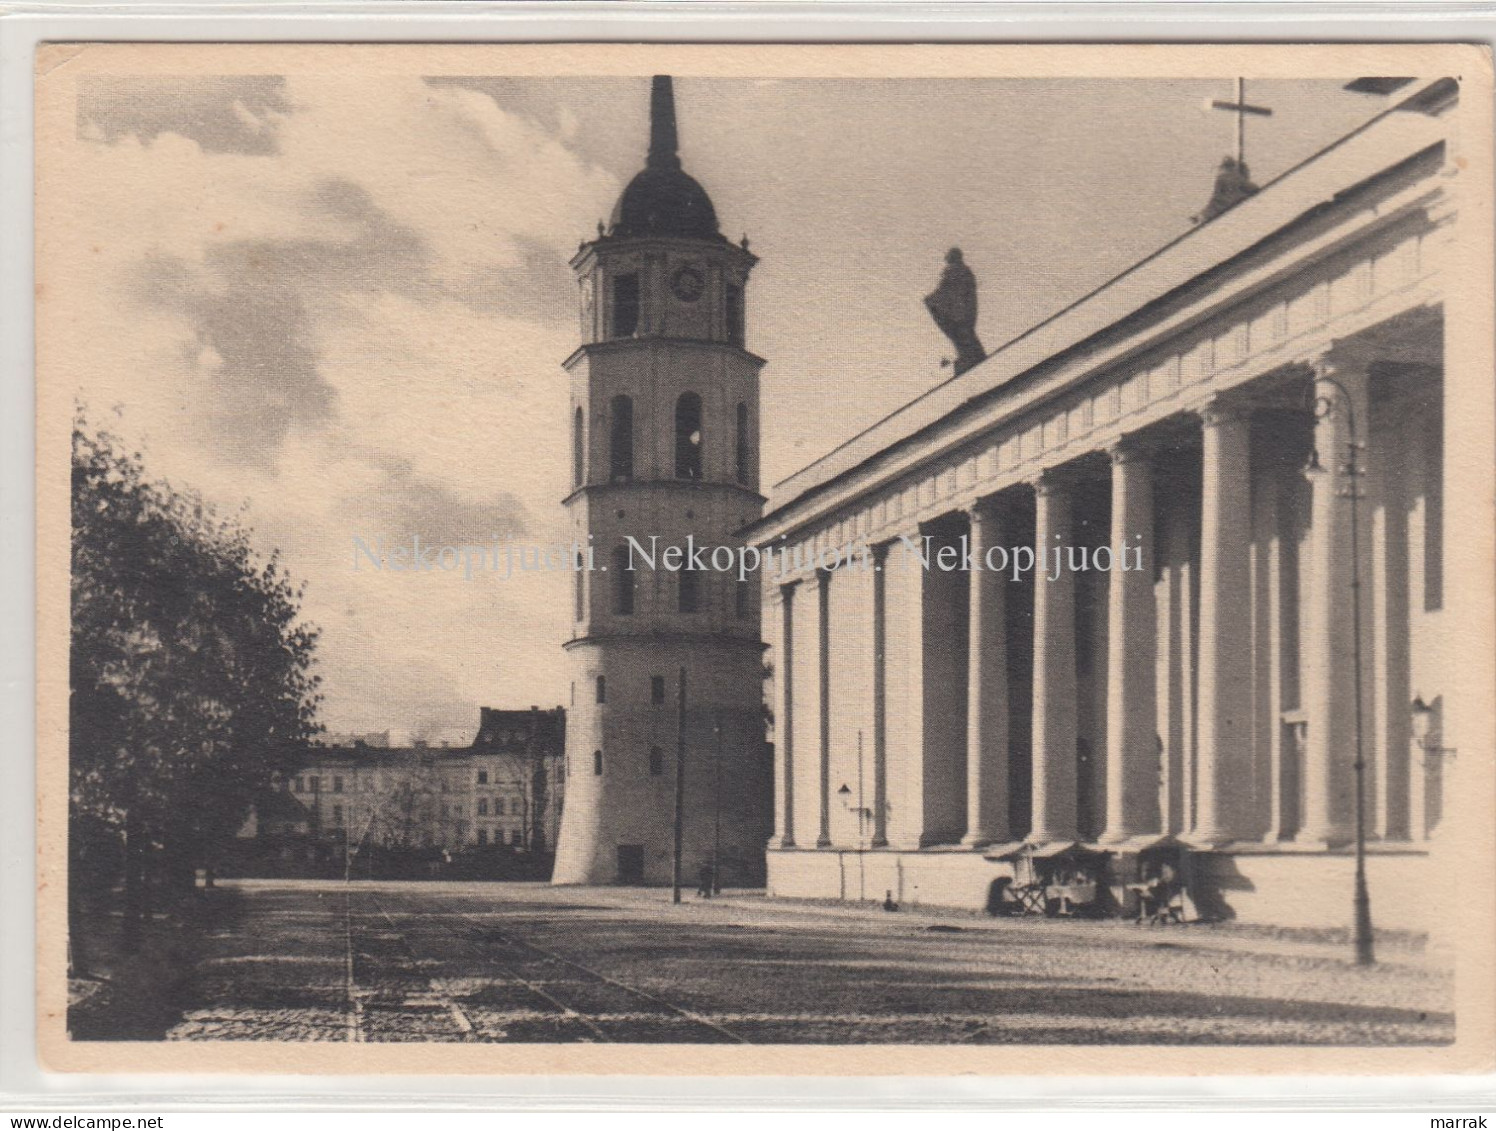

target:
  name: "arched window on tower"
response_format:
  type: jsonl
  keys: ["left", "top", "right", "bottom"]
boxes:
{"left": 611, "top": 273, "right": 639, "bottom": 339}
{"left": 609, "top": 395, "right": 634, "bottom": 481}
{"left": 572, "top": 406, "right": 585, "bottom": 488}
{"left": 725, "top": 283, "right": 744, "bottom": 348}
{"left": 573, "top": 551, "right": 584, "bottom": 621}
{"left": 611, "top": 545, "right": 634, "bottom": 615}
{"left": 735, "top": 402, "right": 750, "bottom": 485}
{"left": 678, "top": 568, "right": 700, "bottom": 614}
{"left": 675, "top": 391, "right": 703, "bottom": 480}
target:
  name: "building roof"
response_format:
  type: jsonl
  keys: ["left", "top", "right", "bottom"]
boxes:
{"left": 752, "top": 78, "right": 1455, "bottom": 540}
{"left": 607, "top": 76, "right": 723, "bottom": 242}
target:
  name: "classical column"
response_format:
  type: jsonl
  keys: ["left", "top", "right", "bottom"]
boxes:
{"left": 770, "top": 582, "right": 796, "bottom": 849}
{"left": 1193, "top": 399, "right": 1255, "bottom": 845}
{"left": 962, "top": 500, "right": 1010, "bottom": 846}
{"left": 815, "top": 570, "right": 833, "bottom": 848}
{"left": 1030, "top": 472, "right": 1078, "bottom": 843}
{"left": 871, "top": 543, "right": 890, "bottom": 847}
{"left": 1298, "top": 362, "right": 1370, "bottom": 845}
{"left": 1101, "top": 440, "right": 1158, "bottom": 844}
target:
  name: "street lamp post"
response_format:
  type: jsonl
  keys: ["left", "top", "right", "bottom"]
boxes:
{"left": 1306, "top": 369, "right": 1375, "bottom": 966}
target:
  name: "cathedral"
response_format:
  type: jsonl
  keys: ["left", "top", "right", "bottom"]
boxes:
{"left": 750, "top": 77, "right": 1468, "bottom": 930}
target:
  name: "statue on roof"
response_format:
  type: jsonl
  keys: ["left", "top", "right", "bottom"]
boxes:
{"left": 924, "top": 247, "right": 986, "bottom": 377}
{"left": 1194, "top": 156, "right": 1260, "bottom": 225}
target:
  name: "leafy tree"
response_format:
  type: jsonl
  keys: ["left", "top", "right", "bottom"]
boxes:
{"left": 70, "top": 414, "right": 321, "bottom": 952}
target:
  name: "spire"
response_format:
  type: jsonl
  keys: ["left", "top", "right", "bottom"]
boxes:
{"left": 647, "top": 75, "right": 681, "bottom": 170}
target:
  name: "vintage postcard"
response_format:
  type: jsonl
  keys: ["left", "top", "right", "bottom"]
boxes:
{"left": 34, "top": 42, "right": 1496, "bottom": 1076}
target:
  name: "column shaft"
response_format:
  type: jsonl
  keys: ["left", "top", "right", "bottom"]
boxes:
{"left": 1299, "top": 366, "right": 1370, "bottom": 845}
{"left": 771, "top": 583, "right": 796, "bottom": 848}
{"left": 1031, "top": 474, "right": 1078, "bottom": 843}
{"left": 816, "top": 571, "right": 832, "bottom": 848}
{"left": 963, "top": 503, "right": 1010, "bottom": 846}
{"left": 1102, "top": 443, "right": 1158, "bottom": 843}
{"left": 1194, "top": 402, "right": 1255, "bottom": 844}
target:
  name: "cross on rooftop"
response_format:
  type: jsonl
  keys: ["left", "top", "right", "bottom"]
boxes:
{"left": 1210, "top": 78, "right": 1274, "bottom": 167}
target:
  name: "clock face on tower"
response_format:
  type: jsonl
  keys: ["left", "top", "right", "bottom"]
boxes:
{"left": 670, "top": 265, "right": 705, "bottom": 303}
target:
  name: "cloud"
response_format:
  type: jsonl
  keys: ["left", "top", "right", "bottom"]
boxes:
{"left": 79, "top": 75, "right": 293, "bottom": 155}
{"left": 63, "top": 73, "right": 615, "bottom": 731}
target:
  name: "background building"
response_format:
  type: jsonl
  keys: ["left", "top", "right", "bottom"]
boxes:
{"left": 239, "top": 706, "right": 565, "bottom": 877}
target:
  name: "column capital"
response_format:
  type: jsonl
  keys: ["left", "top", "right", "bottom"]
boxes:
{"left": 1028, "top": 468, "right": 1073, "bottom": 498}
{"left": 1107, "top": 435, "right": 1154, "bottom": 465}
{"left": 965, "top": 495, "right": 1000, "bottom": 524}
{"left": 1196, "top": 395, "right": 1252, "bottom": 430}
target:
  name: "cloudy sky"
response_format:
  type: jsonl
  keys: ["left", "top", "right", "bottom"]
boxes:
{"left": 56, "top": 68, "right": 1386, "bottom": 741}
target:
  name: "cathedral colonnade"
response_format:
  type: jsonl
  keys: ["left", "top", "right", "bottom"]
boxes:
{"left": 761, "top": 348, "right": 1449, "bottom": 926}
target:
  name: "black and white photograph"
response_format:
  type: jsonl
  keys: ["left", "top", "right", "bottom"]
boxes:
{"left": 34, "top": 43, "right": 1495, "bottom": 1073}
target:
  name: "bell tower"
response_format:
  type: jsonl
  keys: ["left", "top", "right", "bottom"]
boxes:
{"left": 552, "top": 76, "right": 770, "bottom": 886}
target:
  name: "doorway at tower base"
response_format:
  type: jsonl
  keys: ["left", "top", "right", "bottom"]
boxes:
{"left": 765, "top": 845, "right": 1436, "bottom": 932}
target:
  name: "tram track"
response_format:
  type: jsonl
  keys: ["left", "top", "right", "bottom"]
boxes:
{"left": 355, "top": 888, "right": 749, "bottom": 1044}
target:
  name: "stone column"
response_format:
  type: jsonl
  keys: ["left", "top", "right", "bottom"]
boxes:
{"left": 962, "top": 501, "right": 1010, "bottom": 846}
{"left": 1030, "top": 472, "right": 1078, "bottom": 843}
{"left": 770, "top": 582, "right": 797, "bottom": 849}
{"left": 871, "top": 543, "right": 890, "bottom": 847}
{"left": 1194, "top": 399, "right": 1255, "bottom": 845}
{"left": 1299, "top": 362, "right": 1370, "bottom": 846}
{"left": 1101, "top": 440, "right": 1158, "bottom": 844}
{"left": 815, "top": 570, "right": 833, "bottom": 848}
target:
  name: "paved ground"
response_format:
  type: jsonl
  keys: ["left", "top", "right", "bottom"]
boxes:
{"left": 165, "top": 880, "right": 1453, "bottom": 1045}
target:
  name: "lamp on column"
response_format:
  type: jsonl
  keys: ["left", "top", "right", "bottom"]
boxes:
{"left": 1410, "top": 696, "right": 1456, "bottom": 766}
{"left": 1304, "top": 370, "right": 1374, "bottom": 966}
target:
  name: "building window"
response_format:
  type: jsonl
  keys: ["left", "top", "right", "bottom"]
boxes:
{"left": 678, "top": 568, "right": 700, "bottom": 614}
{"left": 612, "top": 546, "right": 635, "bottom": 615}
{"left": 649, "top": 746, "right": 664, "bottom": 776}
{"left": 574, "top": 551, "right": 585, "bottom": 621}
{"left": 609, "top": 395, "right": 634, "bottom": 481}
{"left": 332, "top": 776, "right": 344, "bottom": 793}
{"left": 726, "top": 283, "right": 744, "bottom": 347}
{"left": 477, "top": 828, "right": 488, "bottom": 846}
{"left": 593, "top": 750, "right": 603, "bottom": 776}
{"left": 496, "top": 798, "right": 506, "bottom": 816}
{"left": 651, "top": 674, "right": 666, "bottom": 705}
{"left": 477, "top": 770, "right": 488, "bottom": 785}
{"left": 611, "top": 273, "right": 639, "bottom": 338}
{"left": 735, "top": 402, "right": 750, "bottom": 485}
{"left": 573, "top": 406, "right": 585, "bottom": 488}
{"left": 478, "top": 798, "right": 488, "bottom": 816}
{"left": 674, "top": 391, "right": 703, "bottom": 480}
{"left": 596, "top": 675, "right": 606, "bottom": 703}
{"left": 736, "top": 576, "right": 750, "bottom": 619}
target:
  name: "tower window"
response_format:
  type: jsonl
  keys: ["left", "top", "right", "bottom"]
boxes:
{"left": 678, "top": 568, "right": 700, "bottom": 614}
{"left": 596, "top": 675, "right": 606, "bottom": 703}
{"left": 726, "top": 283, "right": 744, "bottom": 347}
{"left": 477, "top": 770, "right": 488, "bottom": 785}
{"left": 609, "top": 395, "right": 634, "bottom": 481}
{"left": 735, "top": 576, "right": 750, "bottom": 620}
{"left": 574, "top": 552, "right": 584, "bottom": 621}
{"left": 675, "top": 391, "right": 703, "bottom": 480}
{"left": 735, "top": 402, "right": 750, "bottom": 485}
{"left": 593, "top": 750, "right": 603, "bottom": 776}
{"left": 572, "top": 406, "right": 585, "bottom": 488}
{"left": 651, "top": 674, "right": 666, "bottom": 705}
{"left": 612, "top": 545, "right": 635, "bottom": 615}
{"left": 649, "top": 746, "right": 664, "bottom": 776}
{"left": 611, "top": 273, "right": 639, "bottom": 338}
